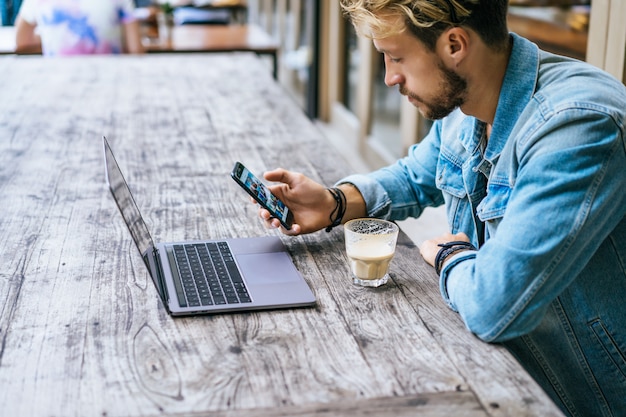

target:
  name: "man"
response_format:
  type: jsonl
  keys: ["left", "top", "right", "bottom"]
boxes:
{"left": 255, "top": 1, "right": 626, "bottom": 416}
{"left": 15, "top": 0, "right": 143, "bottom": 55}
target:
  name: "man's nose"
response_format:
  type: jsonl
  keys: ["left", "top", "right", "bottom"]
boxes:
{"left": 385, "top": 70, "right": 402, "bottom": 87}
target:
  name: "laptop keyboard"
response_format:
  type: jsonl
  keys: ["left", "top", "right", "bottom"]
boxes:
{"left": 172, "top": 242, "right": 252, "bottom": 307}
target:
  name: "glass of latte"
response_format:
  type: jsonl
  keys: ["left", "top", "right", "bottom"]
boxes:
{"left": 344, "top": 218, "right": 399, "bottom": 287}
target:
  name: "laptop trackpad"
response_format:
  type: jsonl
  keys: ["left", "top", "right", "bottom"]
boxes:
{"left": 236, "top": 252, "right": 301, "bottom": 284}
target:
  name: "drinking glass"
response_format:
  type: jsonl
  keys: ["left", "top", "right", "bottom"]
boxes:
{"left": 344, "top": 218, "right": 399, "bottom": 287}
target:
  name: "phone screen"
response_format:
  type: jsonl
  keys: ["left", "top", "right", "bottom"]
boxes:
{"left": 231, "top": 162, "right": 294, "bottom": 229}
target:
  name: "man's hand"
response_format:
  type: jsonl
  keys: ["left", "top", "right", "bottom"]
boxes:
{"left": 419, "top": 232, "right": 471, "bottom": 267}
{"left": 255, "top": 169, "right": 336, "bottom": 235}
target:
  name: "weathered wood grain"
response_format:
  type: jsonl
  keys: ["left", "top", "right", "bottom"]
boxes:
{"left": 0, "top": 54, "right": 562, "bottom": 417}
{"left": 165, "top": 391, "right": 491, "bottom": 417}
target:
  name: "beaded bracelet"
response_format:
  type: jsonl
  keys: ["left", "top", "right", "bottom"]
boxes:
{"left": 434, "top": 241, "right": 477, "bottom": 275}
{"left": 325, "top": 187, "right": 347, "bottom": 232}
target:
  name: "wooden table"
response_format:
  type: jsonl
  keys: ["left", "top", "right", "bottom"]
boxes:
{"left": 0, "top": 54, "right": 563, "bottom": 417}
{"left": 0, "top": 22, "right": 278, "bottom": 77}
{"left": 508, "top": 10, "right": 588, "bottom": 61}
{"left": 143, "top": 24, "right": 278, "bottom": 78}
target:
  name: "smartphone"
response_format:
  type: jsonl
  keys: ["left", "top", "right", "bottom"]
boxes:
{"left": 230, "top": 161, "right": 294, "bottom": 230}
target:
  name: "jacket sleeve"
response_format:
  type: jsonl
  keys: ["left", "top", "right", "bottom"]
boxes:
{"left": 338, "top": 121, "right": 446, "bottom": 220}
{"left": 441, "top": 107, "right": 626, "bottom": 342}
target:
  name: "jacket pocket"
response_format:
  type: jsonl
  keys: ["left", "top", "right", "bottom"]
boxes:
{"left": 436, "top": 153, "right": 466, "bottom": 198}
{"left": 477, "top": 177, "right": 512, "bottom": 222}
{"left": 589, "top": 318, "right": 626, "bottom": 381}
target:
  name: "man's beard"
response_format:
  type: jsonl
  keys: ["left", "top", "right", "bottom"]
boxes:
{"left": 399, "top": 64, "right": 467, "bottom": 120}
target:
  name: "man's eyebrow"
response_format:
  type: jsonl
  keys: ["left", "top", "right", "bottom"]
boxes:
{"left": 374, "top": 43, "right": 398, "bottom": 56}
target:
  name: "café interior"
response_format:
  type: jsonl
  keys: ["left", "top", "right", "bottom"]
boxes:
{"left": 1, "top": 1, "right": 625, "bottom": 416}
{"left": 1, "top": 0, "right": 624, "bottom": 249}
{"left": 2, "top": 0, "right": 623, "bottom": 167}
{"left": 2, "top": 1, "right": 624, "bottom": 166}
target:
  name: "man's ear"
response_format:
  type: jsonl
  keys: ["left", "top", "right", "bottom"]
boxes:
{"left": 438, "top": 27, "right": 470, "bottom": 66}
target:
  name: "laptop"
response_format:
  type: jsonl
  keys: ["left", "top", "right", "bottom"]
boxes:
{"left": 103, "top": 136, "right": 316, "bottom": 316}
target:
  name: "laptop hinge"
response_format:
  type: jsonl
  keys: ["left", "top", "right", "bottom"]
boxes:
{"left": 150, "top": 247, "right": 170, "bottom": 307}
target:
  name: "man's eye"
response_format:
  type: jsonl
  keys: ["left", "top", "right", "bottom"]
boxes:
{"left": 382, "top": 53, "right": 401, "bottom": 64}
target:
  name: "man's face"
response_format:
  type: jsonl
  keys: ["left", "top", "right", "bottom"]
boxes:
{"left": 372, "top": 22, "right": 468, "bottom": 120}
{"left": 399, "top": 62, "right": 467, "bottom": 120}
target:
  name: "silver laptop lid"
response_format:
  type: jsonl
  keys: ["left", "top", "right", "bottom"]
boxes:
{"left": 103, "top": 136, "right": 154, "bottom": 256}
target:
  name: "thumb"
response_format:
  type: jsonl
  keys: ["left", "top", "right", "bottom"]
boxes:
{"left": 263, "top": 168, "right": 292, "bottom": 184}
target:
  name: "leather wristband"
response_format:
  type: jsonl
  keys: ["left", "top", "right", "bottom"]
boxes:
{"left": 325, "top": 187, "right": 347, "bottom": 232}
{"left": 434, "top": 241, "right": 477, "bottom": 275}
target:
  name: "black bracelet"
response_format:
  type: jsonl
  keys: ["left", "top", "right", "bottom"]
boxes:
{"left": 434, "top": 241, "right": 477, "bottom": 275}
{"left": 325, "top": 187, "right": 347, "bottom": 232}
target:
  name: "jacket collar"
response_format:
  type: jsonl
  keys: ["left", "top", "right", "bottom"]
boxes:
{"left": 485, "top": 33, "right": 539, "bottom": 160}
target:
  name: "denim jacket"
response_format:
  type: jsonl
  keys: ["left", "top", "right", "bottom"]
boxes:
{"left": 341, "top": 33, "right": 626, "bottom": 417}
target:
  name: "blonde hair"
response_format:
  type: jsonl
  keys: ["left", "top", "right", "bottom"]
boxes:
{"left": 340, "top": 0, "right": 508, "bottom": 51}
{"left": 342, "top": 0, "right": 473, "bottom": 37}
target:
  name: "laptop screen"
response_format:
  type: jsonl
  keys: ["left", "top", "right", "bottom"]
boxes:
{"left": 103, "top": 137, "right": 154, "bottom": 256}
